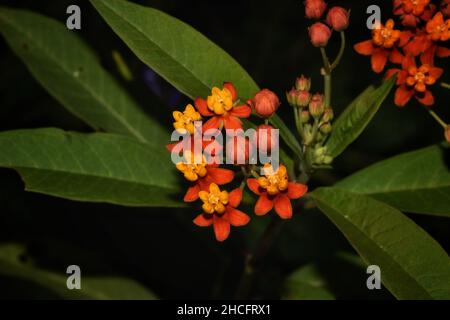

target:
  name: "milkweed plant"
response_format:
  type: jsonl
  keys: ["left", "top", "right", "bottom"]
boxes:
{"left": 0, "top": 0, "right": 449, "bottom": 300}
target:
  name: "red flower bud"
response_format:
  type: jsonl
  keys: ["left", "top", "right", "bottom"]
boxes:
{"left": 295, "top": 75, "right": 312, "bottom": 91}
{"left": 256, "top": 124, "right": 278, "bottom": 153}
{"left": 309, "top": 22, "right": 332, "bottom": 47}
{"left": 442, "top": 0, "right": 450, "bottom": 17}
{"left": 248, "top": 89, "right": 280, "bottom": 118}
{"left": 287, "top": 89, "right": 311, "bottom": 108}
{"left": 304, "top": 0, "right": 327, "bottom": 19}
{"left": 309, "top": 93, "right": 325, "bottom": 117}
{"left": 445, "top": 125, "right": 450, "bottom": 143}
{"left": 326, "top": 7, "right": 350, "bottom": 31}
{"left": 226, "top": 136, "right": 250, "bottom": 164}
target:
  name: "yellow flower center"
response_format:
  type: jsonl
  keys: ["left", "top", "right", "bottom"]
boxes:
{"left": 257, "top": 164, "right": 289, "bottom": 196}
{"left": 372, "top": 20, "right": 401, "bottom": 49}
{"left": 175, "top": 150, "right": 207, "bottom": 182}
{"left": 206, "top": 87, "right": 234, "bottom": 115}
{"left": 173, "top": 104, "right": 202, "bottom": 135}
{"left": 199, "top": 183, "right": 229, "bottom": 214}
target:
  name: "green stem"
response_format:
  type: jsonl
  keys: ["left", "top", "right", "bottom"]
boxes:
{"left": 320, "top": 47, "right": 332, "bottom": 108}
{"left": 441, "top": 82, "right": 450, "bottom": 90}
{"left": 234, "top": 216, "right": 283, "bottom": 299}
{"left": 428, "top": 109, "right": 448, "bottom": 129}
{"left": 330, "top": 31, "right": 346, "bottom": 70}
{"left": 294, "top": 106, "right": 305, "bottom": 140}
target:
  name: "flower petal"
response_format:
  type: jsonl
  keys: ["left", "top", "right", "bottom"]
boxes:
{"left": 203, "top": 116, "right": 223, "bottom": 131}
{"left": 193, "top": 214, "right": 213, "bottom": 227}
{"left": 255, "top": 195, "right": 273, "bottom": 216}
{"left": 184, "top": 184, "right": 200, "bottom": 202}
{"left": 389, "top": 48, "right": 404, "bottom": 64}
{"left": 247, "top": 178, "right": 261, "bottom": 195}
{"left": 228, "top": 188, "right": 243, "bottom": 208}
{"left": 436, "top": 46, "right": 450, "bottom": 58}
{"left": 229, "top": 105, "right": 252, "bottom": 118}
{"left": 274, "top": 194, "right": 293, "bottom": 219}
{"left": 227, "top": 208, "right": 250, "bottom": 227}
{"left": 287, "top": 182, "right": 308, "bottom": 199}
{"left": 420, "top": 45, "right": 436, "bottom": 66}
{"left": 213, "top": 216, "right": 230, "bottom": 242}
{"left": 354, "top": 40, "right": 374, "bottom": 55}
{"left": 195, "top": 98, "right": 213, "bottom": 116}
{"left": 223, "top": 82, "right": 237, "bottom": 101}
{"left": 429, "top": 67, "right": 443, "bottom": 80}
{"left": 394, "top": 85, "right": 414, "bottom": 107}
{"left": 416, "top": 90, "right": 434, "bottom": 106}
{"left": 207, "top": 167, "right": 234, "bottom": 185}
{"left": 371, "top": 49, "right": 389, "bottom": 73}
{"left": 223, "top": 115, "right": 243, "bottom": 130}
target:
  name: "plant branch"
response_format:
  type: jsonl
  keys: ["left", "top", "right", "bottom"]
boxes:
{"left": 330, "top": 31, "right": 346, "bottom": 70}
{"left": 441, "top": 82, "right": 450, "bottom": 89}
{"left": 428, "top": 109, "right": 448, "bottom": 129}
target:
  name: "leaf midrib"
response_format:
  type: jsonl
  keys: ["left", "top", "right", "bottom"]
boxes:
{"left": 92, "top": 0, "right": 210, "bottom": 99}
{"left": 314, "top": 192, "right": 436, "bottom": 299}
{"left": 0, "top": 11, "right": 148, "bottom": 143}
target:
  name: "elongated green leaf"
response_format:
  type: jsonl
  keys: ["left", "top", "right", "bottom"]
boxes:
{"left": 336, "top": 144, "right": 450, "bottom": 216}
{"left": 0, "top": 7, "right": 166, "bottom": 146}
{"left": 0, "top": 244, "right": 157, "bottom": 299}
{"left": 311, "top": 187, "right": 450, "bottom": 300}
{"left": 0, "top": 128, "right": 183, "bottom": 207}
{"left": 283, "top": 264, "right": 335, "bottom": 300}
{"left": 269, "top": 114, "right": 303, "bottom": 156}
{"left": 90, "top": 0, "right": 259, "bottom": 101}
{"left": 326, "top": 77, "right": 396, "bottom": 157}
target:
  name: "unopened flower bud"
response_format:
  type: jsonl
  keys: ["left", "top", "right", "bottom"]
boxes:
{"left": 442, "top": 0, "right": 450, "bottom": 17}
{"left": 304, "top": 0, "right": 327, "bottom": 19}
{"left": 249, "top": 89, "right": 280, "bottom": 118}
{"left": 287, "top": 89, "right": 311, "bottom": 108}
{"left": 320, "top": 123, "right": 332, "bottom": 134}
{"left": 300, "top": 110, "right": 310, "bottom": 123}
{"left": 323, "top": 155, "right": 334, "bottom": 165}
{"left": 314, "top": 146, "right": 327, "bottom": 157}
{"left": 322, "top": 108, "right": 334, "bottom": 122}
{"left": 326, "top": 7, "right": 350, "bottom": 31}
{"left": 309, "top": 22, "right": 332, "bottom": 47}
{"left": 445, "top": 125, "right": 450, "bottom": 143}
{"left": 309, "top": 93, "right": 325, "bottom": 117}
{"left": 295, "top": 75, "right": 312, "bottom": 91}
{"left": 256, "top": 124, "right": 278, "bottom": 153}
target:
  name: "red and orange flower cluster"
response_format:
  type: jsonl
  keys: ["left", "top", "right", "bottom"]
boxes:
{"left": 167, "top": 83, "right": 308, "bottom": 241}
{"left": 355, "top": 0, "right": 450, "bottom": 107}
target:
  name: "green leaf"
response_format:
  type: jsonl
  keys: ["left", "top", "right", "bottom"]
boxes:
{"left": 326, "top": 77, "right": 396, "bottom": 158}
{"left": 0, "top": 243, "right": 157, "bottom": 300}
{"left": 311, "top": 187, "right": 450, "bottom": 300}
{"left": 90, "top": 0, "right": 259, "bottom": 101}
{"left": 269, "top": 114, "right": 303, "bottom": 156}
{"left": 336, "top": 144, "right": 450, "bottom": 216}
{"left": 282, "top": 264, "right": 335, "bottom": 300}
{"left": 0, "top": 7, "right": 166, "bottom": 146}
{"left": 0, "top": 128, "right": 183, "bottom": 207}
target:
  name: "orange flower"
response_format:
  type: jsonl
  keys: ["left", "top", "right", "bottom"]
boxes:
{"left": 426, "top": 12, "right": 450, "bottom": 41}
{"left": 195, "top": 82, "right": 252, "bottom": 131}
{"left": 393, "top": 0, "right": 436, "bottom": 27}
{"left": 354, "top": 19, "right": 408, "bottom": 73}
{"left": 175, "top": 151, "right": 234, "bottom": 202}
{"left": 193, "top": 184, "right": 250, "bottom": 242}
{"left": 386, "top": 50, "right": 443, "bottom": 107}
{"left": 247, "top": 164, "right": 308, "bottom": 219}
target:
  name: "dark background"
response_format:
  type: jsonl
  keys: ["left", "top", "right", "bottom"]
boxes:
{"left": 0, "top": 0, "right": 448, "bottom": 299}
